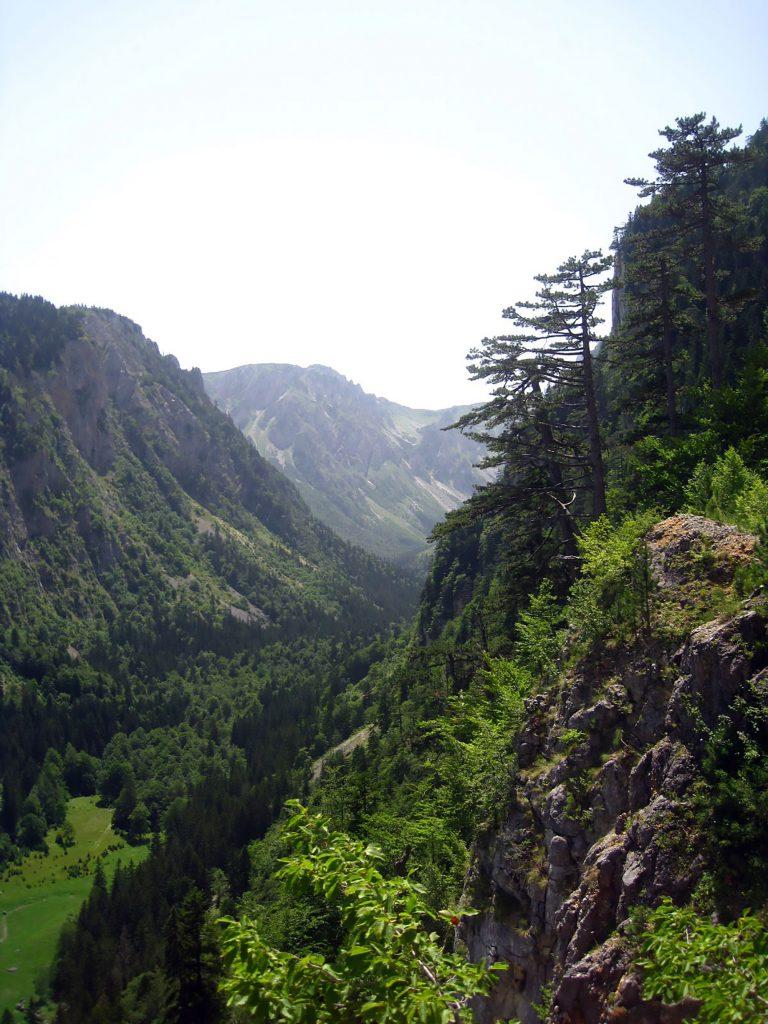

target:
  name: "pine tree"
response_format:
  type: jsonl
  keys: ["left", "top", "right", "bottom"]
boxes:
{"left": 625, "top": 113, "right": 749, "bottom": 387}
{"left": 164, "top": 888, "right": 221, "bottom": 1024}
{"left": 0, "top": 777, "right": 21, "bottom": 837}
{"left": 453, "top": 337, "right": 581, "bottom": 556}
{"left": 35, "top": 751, "right": 69, "bottom": 827}
{"left": 612, "top": 220, "right": 693, "bottom": 431}
{"left": 113, "top": 778, "right": 137, "bottom": 832}
{"left": 455, "top": 250, "right": 612, "bottom": 521}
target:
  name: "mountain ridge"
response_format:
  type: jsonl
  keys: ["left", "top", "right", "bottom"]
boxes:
{"left": 0, "top": 291, "right": 422, "bottom": 1017}
{"left": 0, "top": 295, "right": 416, "bottom": 650}
{"left": 204, "top": 361, "right": 490, "bottom": 562}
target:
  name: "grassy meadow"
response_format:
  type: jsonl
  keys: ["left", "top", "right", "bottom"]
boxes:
{"left": 0, "top": 797, "right": 147, "bottom": 1016}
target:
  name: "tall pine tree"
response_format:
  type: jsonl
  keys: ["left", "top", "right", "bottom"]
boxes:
{"left": 611, "top": 219, "right": 694, "bottom": 432}
{"left": 453, "top": 336, "right": 582, "bottom": 557}
{"left": 451, "top": 247, "right": 612, "bottom": 570}
{"left": 625, "top": 113, "right": 749, "bottom": 387}
{"left": 502, "top": 250, "right": 612, "bottom": 516}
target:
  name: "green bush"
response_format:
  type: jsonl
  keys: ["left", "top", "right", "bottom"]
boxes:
{"left": 220, "top": 803, "right": 501, "bottom": 1023}
{"left": 637, "top": 898, "right": 768, "bottom": 1023}
{"left": 558, "top": 728, "right": 587, "bottom": 753}
{"left": 616, "top": 432, "right": 719, "bottom": 514}
{"left": 17, "top": 811, "right": 47, "bottom": 850}
{"left": 514, "top": 580, "right": 564, "bottom": 678}
{"left": 697, "top": 685, "right": 768, "bottom": 902}
{"left": 685, "top": 447, "right": 768, "bottom": 535}
{"left": 566, "top": 511, "right": 658, "bottom": 646}
{"left": 418, "top": 655, "right": 531, "bottom": 836}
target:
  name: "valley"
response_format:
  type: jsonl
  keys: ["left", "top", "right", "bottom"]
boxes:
{"left": 204, "top": 362, "right": 490, "bottom": 563}
{"left": 0, "top": 111, "right": 767, "bottom": 1024}
{"left": 0, "top": 797, "right": 146, "bottom": 1015}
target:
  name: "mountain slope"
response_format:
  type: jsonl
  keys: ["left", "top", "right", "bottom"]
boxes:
{"left": 203, "top": 363, "right": 489, "bottom": 562}
{"left": 0, "top": 297, "right": 415, "bottom": 649}
{"left": 221, "top": 118, "right": 768, "bottom": 1024}
{"left": 461, "top": 516, "right": 764, "bottom": 1023}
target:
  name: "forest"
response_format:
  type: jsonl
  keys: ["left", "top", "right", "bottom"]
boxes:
{"left": 1, "top": 111, "right": 768, "bottom": 1023}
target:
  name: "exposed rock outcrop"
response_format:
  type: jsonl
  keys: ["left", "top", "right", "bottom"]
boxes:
{"left": 460, "top": 516, "right": 765, "bottom": 1023}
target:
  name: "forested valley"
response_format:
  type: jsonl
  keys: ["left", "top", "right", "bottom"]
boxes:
{"left": 2, "top": 112, "right": 768, "bottom": 1024}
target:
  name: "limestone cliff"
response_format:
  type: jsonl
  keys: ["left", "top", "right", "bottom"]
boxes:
{"left": 460, "top": 516, "right": 763, "bottom": 1024}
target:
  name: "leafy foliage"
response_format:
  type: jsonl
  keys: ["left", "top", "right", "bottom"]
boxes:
{"left": 566, "top": 510, "right": 658, "bottom": 646}
{"left": 514, "top": 580, "right": 565, "bottom": 677}
{"left": 422, "top": 656, "right": 531, "bottom": 833}
{"left": 685, "top": 447, "right": 768, "bottom": 535}
{"left": 220, "top": 803, "right": 499, "bottom": 1023}
{"left": 696, "top": 680, "right": 768, "bottom": 903}
{"left": 637, "top": 899, "right": 768, "bottom": 1023}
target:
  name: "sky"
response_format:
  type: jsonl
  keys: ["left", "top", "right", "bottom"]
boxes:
{"left": 1, "top": 1, "right": 767, "bottom": 408}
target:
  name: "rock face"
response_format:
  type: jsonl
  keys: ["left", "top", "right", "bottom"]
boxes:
{"left": 1, "top": 306, "right": 306, "bottom": 555}
{"left": 204, "top": 363, "right": 490, "bottom": 563}
{"left": 0, "top": 296, "right": 415, "bottom": 634}
{"left": 460, "top": 516, "right": 764, "bottom": 1023}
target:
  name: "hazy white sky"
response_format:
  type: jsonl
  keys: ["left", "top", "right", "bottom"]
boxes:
{"left": 1, "top": 1, "right": 766, "bottom": 407}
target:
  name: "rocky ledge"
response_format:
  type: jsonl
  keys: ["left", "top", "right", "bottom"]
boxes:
{"left": 459, "top": 516, "right": 764, "bottom": 1023}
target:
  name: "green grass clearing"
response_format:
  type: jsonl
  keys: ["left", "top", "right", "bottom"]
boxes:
{"left": 0, "top": 796, "right": 147, "bottom": 1016}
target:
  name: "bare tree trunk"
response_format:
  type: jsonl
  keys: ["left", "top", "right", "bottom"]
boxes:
{"left": 700, "top": 173, "right": 722, "bottom": 387}
{"left": 578, "top": 265, "right": 607, "bottom": 516}
{"left": 659, "top": 259, "right": 678, "bottom": 432}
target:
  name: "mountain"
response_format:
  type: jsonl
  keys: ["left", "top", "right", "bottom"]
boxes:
{"left": 460, "top": 515, "right": 766, "bottom": 1022}
{"left": 11, "top": 115, "right": 768, "bottom": 1024}
{"left": 185, "top": 116, "right": 768, "bottom": 1024}
{"left": 0, "top": 297, "right": 415, "bottom": 648}
{"left": 244, "top": 512, "right": 768, "bottom": 1024}
{"left": 203, "top": 363, "right": 490, "bottom": 562}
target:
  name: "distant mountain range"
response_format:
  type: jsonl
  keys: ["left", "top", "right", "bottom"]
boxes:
{"left": 203, "top": 363, "right": 489, "bottom": 562}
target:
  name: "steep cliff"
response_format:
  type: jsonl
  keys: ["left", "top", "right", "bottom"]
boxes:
{"left": 460, "top": 516, "right": 763, "bottom": 1023}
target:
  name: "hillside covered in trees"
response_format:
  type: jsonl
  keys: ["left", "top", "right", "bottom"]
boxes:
{"left": 206, "top": 112, "right": 768, "bottom": 1024}
{"left": 0, "top": 301, "right": 416, "bottom": 1019}
{"left": 1, "top": 110, "right": 768, "bottom": 1024}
